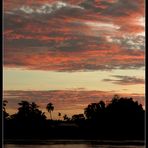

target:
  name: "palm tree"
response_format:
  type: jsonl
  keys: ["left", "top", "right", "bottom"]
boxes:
{"left": 14, "top": 100, "right": 46, "bottom": 122}
{"left": 30, "top": 102, "right": 39, "bottom": 112}
{"left": 3, "top": 100, "right": 9, "bottom": 119}
{"left": 18, "top": 101, "right": 30, "bottom": 118}
{"left": 46, "top": 103, "right": 54, "bottom": 120}
{"left": 3, "top": 100, "right": 8, "bottom": 112}
{"left": 58, "top": 112, "right": 61, "bottom": 120}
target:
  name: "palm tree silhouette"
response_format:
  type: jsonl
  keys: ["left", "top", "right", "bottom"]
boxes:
{"left": 46, "top": 103, "right": 54, "bottom": 120}
{"left": 58, "top": 112, "right": 61, "bottom": 120}
{"left": 3, "top": 100, "right": 9, "bottom": 119}
{"left": 3, "top": 100, "right": 8, "bottom": 112}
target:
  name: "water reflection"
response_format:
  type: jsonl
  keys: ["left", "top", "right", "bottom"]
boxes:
{"left": 4, "top": 144, "right": 144, "bottom": 148}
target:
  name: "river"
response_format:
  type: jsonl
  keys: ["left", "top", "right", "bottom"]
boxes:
{"left": 4, "top": 140, "right": 145, "bottom": 148}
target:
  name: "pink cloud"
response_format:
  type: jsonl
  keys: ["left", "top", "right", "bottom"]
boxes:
{"left": 4, "top": 0, "right": 145, "bottom": 71}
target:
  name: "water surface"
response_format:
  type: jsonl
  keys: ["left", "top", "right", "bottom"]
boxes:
{"left": 4, "top": 144, "right": 145, "bottom": 148}
{"left": 4, "top": 140, "right": 145, "bottom": 148}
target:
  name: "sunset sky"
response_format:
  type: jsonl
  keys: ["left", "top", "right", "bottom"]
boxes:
{"left": 3, "top": 0, "right": 145, "bottom": 119}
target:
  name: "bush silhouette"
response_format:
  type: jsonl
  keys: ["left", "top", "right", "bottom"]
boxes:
{"left": 3, "top": 95, "right": 145, "bottom": 140}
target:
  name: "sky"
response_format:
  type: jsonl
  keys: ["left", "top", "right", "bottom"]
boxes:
{"left": 3, "top": 0, "right": 145, "bottom": 119}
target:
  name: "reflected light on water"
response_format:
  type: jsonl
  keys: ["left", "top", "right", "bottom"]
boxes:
{"left": 4, "top": 144, "right": 144, "bottom": 148}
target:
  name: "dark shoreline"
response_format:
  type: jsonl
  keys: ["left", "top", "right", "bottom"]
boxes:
{"left": 4, "top": 139, "right": 145, "bottom": 145}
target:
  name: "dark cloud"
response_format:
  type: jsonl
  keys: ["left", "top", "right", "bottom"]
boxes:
{"left": 81, "top": 0, "right": 144, "bottom": 17}
{"left": 4, "top": 45, "right": 144, "bottom": 71}
{"left": 4, "top": 0, "right": 145, "bottom": 71}
{"left": 101, "top": 0, "right": 140, "bottom": 16}
{"left": 107, "top": 35, "right": 145, "bottom": 50}
{"left": 103, "top": 75, "right": 144, "bottom": 85}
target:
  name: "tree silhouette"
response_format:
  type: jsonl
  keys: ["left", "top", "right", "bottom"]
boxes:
{"left": 83, "top": 96, "right": 144, "bottom": 139}
{"left": 3, "top": 100, "right": 9, "bottom": 120}
{"left": 63, "top": 114, "right": 69, "bottom": 121}
{"left": 30, "top": 102, "right": 39, "bottom": 111}
{"left": 84, "top": 100, "right": 106, "bottom": 120}
{"left": 3, "top": 100, "right": 8, "bottom": 112}
{"left": 58, "top": 112, "right": 61, "bottom": 120}
{"left": 106, "top": 97, "right": 144, "bottom": 114}
{"left": 17, "top": 101, "right": 30, "bottom": 119}
{"left": 3, "top": 95, "right": 145, "bottom": 140}
{"left": 46, "top": 103, "right": 54, "bottom": 120}
{"left": 106, "top": 96, "right": 144, "bottom": 121}
{"left": 105, "top": 96, "right": 145, "bottom": 138}
{"left": 72, "top": 114, "right": 85, "bottom": 121}
{"left": 13, "top": 100, "right": 46, "bottom": 122}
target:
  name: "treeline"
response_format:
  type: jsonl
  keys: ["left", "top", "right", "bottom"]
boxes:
{"left": 3, "top": 95, "right": 145, "bottom": 140}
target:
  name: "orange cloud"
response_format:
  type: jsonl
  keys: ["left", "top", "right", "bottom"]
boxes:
{"left": 4, "top": 42, "right": 144, "bottom": 71}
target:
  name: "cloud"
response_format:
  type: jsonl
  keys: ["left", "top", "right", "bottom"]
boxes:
{"left": 106, "top": 35, "right": 145, "bottom": 50}
{"left": 101, "top": 0, "right": 142, "bottom": 17}
{"left": 4, "top": 0, "right": 145, "bottom": 71}
{"left": 4, "top": 0, "right": 85, "bottom": 11}
{"left": 81, "top": 0, "right": 145, "bottom": 34}
{"left": 80, "top": 0, "right": 144, "bottom": 17}
{"left": 4, "top": 44, "right": 144, "bottom": 71}
{"left": 9, "top": 2, "right": 84, "bottom": 15}
{"left": 103, "top": 75, "right": 144, "bottom": 85}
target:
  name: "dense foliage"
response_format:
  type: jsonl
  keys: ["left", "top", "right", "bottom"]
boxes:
{"left": 3, "top": 95, "right": 145, "bottom": 140}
